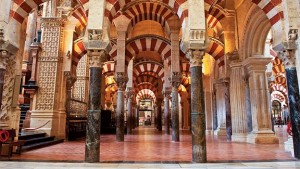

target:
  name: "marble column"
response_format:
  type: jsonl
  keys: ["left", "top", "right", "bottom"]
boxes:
{"left": 65, "top": 72, "right": 76, "bottom": 141}
{"left": 169, "top": 72, "right": 181, "bottom": 142}
{"left": 126, "top": 87, "right": 133, "bottom": 134}
{"left": 243, "top": 56, "right": 279, "bottom": 144}
{"left": 278, "top": 34, "right": 300, "bottom": 157}
{"left": 230, "top": 61, "right": 248, "bottom": 142}
{"left": 187, "top": 49, "right": 206, "bottom": 162}
{"left": 163, "top": 88, "right": 171, "bottom": 134}
{"left": 156, "top": 98, "right": 163, "bottom": 131}
{"left": 85, "top": 50, "right": 106, "bottom": 162}
{"left": 212, "top": 88, "right": 218, "bottom": 130}
{"left": 214, "top": 82, "right": 227, "bottom": 136}
{"left": 115, "top": 72, "right": 128, "bottom": 141}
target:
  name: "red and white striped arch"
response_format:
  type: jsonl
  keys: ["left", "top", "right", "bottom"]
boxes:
{"left": 125, "top": 36, "right": 171, "bottom": 63}
{"left": 105, "top": 0, "right": 188, "bottom": 25}
{"left": 134, "top": 75, "right": 159, "bottom": 88}
{"left": 270, "top": 83, "right": 287, "bottom": 96}
{"left": 69, "top": 6, "right": 88, "bottom": 34}
{"left": 133, "top": 62, "right": 164, "bottom": 81}
{"left": 11, "top": 0, "right": 49, "bottom": 24}
{"left": 206, "top": 38, "right": 225, "bottom": 67}
{"left": 271, "top": 91, "right": 286, "bottom": 105}
{"left": 274, "top": 75, "right": 286, "bottom": 85}
{"left": 117, "top": 2, "right": 176, "bottom": 28}
{"left": 206, "top": 7, "right": 225, "bottom": 35}
{"left": 135, "top": 83, "right": 158, "bottom": 94}
{"left": 103, "top": 61, "right": 115, "bottom": 75}
{"left": 251, "top": 0, "right": 284, "bottom": 47}
{"left": 73, "top": 39, "right": 87, "bottom": 67}
{"left": 136, "top": 89, "right": 156, "bottom": 101}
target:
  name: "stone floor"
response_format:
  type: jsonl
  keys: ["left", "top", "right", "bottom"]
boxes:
{"left": 1, "top": 161, "right": 300, "bottom": 169}
{"left": 0, "top": 125, "right": 295, "bottom": 164}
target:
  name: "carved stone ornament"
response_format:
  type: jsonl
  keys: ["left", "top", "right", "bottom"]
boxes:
{"left": 114, "top": 72, "right": 128, "bottom": 91}
{"left": 278, "top": 29, "right": 298, "bottom": 69}
{"left": 88, "top": 50, "right": 106, "bottom": 68}
{"left": 57, "top": 0, "right": 76, "bottom": 18}
{"left": 186, "top": 49, "right": 205, "bottom": 67}
{"left": 0, "top": 29, "right": 9, "bottom": 70}
{"left": 169, "top": 72, "right": 182, "bottom": 89}
{"left": 88, "top": 29, "right": 103, "bottom": 40}
{"left": 41, "top": 18, "right": 64, "bottom": 28}
{"left": 278, "top": 49, "right": 296, "bottom": 69}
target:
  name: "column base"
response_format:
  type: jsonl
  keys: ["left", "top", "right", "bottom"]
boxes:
{"left": 284, "top": 136, "right": 294, "bottom": 157}
{"left": 30, "top": 110, "right": 59, "bottom": 136}
{"left": 206, "top": 130, "right": 214, "bottom": 135}
{"left": 232, "top": 133, "right": 248, "bottom": 142}
{"left": 214, "top": 127, "right": 227, "bottom": 136}
{"left": 247, "top": 130, "right": 279, "bottom": 144}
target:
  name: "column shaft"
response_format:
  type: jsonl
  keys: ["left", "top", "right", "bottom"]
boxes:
{"left": 191, "top": 65, "right": 206, "bottom": 162}
{"left": 116, "top": 90, "right": 125, "bottom": 140}
{"left": 0, "top": 69, "right": 5, "bottom": 108}
{"left": 115, "top": 72, "right": 127, "bottom": 141}
{"left": 171, "top": 87, "right": 180, "bottom": 141}
{"left": 188, "top": 50, "right": 206, "bottom": 163}
{"left": 85, "top": 67, "right": 102, "bottom": 162}
{"left": 164, "top": 94, "right": 170, "bottom": 134}
{"left": 157, "top": 99, "right": 162, "bottom": 131}
{"left": 286, "top": 68, "right": 300, "bottom": 158}
{"left": 127, "top": 99, "right": 132, "bottom": 134}
{"left": 230, "top": 62, "right": 248, "bottom": 142}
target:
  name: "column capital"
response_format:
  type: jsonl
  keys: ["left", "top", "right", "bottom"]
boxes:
{"left": 88, "top": 50, "right": 107, "bottom": 68}
{"left": 114, "top": 72, "right": 128, "bottom": 91}
{"left": 186, "top": 49, "right": 205, "bottom": 67}
{"left": 163, "top": 87, "right": 172, "bottom": 99}
{"left": 169, "top": 72, "right": 182, "bottom": 89}
{"left": 126, "top": 87, "right": 134, "bottom": 101}
{"left": 243, "top": 56, "right": 272, "bottom": 73}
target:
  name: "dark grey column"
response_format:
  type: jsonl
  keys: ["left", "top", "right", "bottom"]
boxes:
{"left": 65, "top": 72, "right": 76, "bottom": 141}
{"left": 286, "top": 68, "right": 300, "bottom": 158}
{"left": 224, "top": 80, "right": 232, "bottom": 141}
{"left": 170, "top": 72, "right": 181, "bottom": 142}
{"left": 187, "top": 49, "right": 206, "bottom": 163}
{"left": 85, "top": 50, "right": 105, "bottom": 162}
{"left": 156, "top": 98, "right": 163, "bottom": 131}
{"left": 126, "top": 87, "right": 133, "bottom": 134}
{"left": 278, "top": 39, "right": 300, "bottom": 158}
{"left": 163, "top": 88, "right": 171, "bottom": 134}
{"left": 0, "top": 68, "right": 5, "bottom": 108}
{"left": 115, "top": 72, "right": 127, "bottom": 141}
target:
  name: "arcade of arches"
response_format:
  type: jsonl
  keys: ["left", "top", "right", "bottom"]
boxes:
{"left": 0, "top": 0, "right": 300, "bottom": 163}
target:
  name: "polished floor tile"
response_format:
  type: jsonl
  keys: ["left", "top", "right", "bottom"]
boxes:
{"left": 1, "top": 126, "right": 295, "bottom": 163}
{"left": 1, "top": 161, "right": 300, "bottom": 169}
